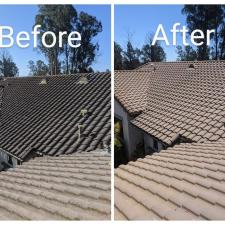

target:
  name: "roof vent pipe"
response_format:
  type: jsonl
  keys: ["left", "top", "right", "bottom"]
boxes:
{"left": 40, "top": 78, "right": 48, "bottom": 85}
{"left": 78, "top": 76, "right": 88, "bottom": 85}
{"left": 150, "top": 63, "right": 156, "bottom": 71}
{"left": 188, "top": 63, "right": 195, "bottom": 70}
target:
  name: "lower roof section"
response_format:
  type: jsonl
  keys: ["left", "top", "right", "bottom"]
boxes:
{"left": 0, "top": 150, "right": 111, "bottom": 220}
{"left": 115, "top": 141, "right": 225, "bottom": 220}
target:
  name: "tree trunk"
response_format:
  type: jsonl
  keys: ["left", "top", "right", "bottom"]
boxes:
{"left": 65, "top": 44, "right": 69, "bottom": 74}
{"left": 215, "top": 19, "right": 218, "bottom": 60}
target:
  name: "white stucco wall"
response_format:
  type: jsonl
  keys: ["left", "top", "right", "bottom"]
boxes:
{"left": 114, "top": 99, "right": 130, "bottom": 156}
{"left": 115, "top": 99, "right": 165, "bottom": 160}
{"left": 114, "top": 99, "right": 144, "bottom": 159}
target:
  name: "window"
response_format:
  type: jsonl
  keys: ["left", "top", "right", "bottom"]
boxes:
{"left": 153, "top": 139, "right": 158, "bottom": 151}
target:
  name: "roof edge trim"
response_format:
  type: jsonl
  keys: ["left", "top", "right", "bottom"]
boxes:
{"left": 0, "top": 147, "right": 23, "bottom": 162}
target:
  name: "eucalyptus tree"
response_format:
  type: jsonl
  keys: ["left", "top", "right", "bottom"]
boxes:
{"left": 182, "top": 5, "right": 225, "bottom": 60}
{"left": 69, "top": 12, "right": 102, "bottom": 73}
{"left": 34, "top": 5, "right": 77, "bottom": 75}
{"left": 0, "top": 51, "right": 18, "bottom": 77}
{"left": 114, "top": 42, "right": 123, "bottom": 70}
{"left": 141, "top": 35, "right": 166, "bottom": 63}
{"left": 28, "top": 60, "right": 49, "bottom": 76}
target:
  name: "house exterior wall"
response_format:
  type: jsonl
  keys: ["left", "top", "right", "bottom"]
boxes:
{"left": 129, "top": 124, "right": 144, "bottom": 159}
{"left": 115, "top": 99, "right": 165, "bottom": 161}
{"left": 144, "top": 133, "right": 164, "bottom": 154}
{"left": 0, "top": 149, "right": 18, "bottom": 170}
{"left": 114, "top": 99, "right": 144, "bottom": 160}
{"left": 114, "top": 99, "right": 130, "bottom": 156}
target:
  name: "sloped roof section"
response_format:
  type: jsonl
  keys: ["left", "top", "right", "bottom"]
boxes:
{"left": 0, "top": 151, "right": 111, "bottom": 220}
{"left": 0, "top": 73, "right": 111, "bottom": 160}
{"left": 115, "top": 141, "right": 225, "bottom": 220}
{"left": 116, "top": 61, "right": 225, "bottom": 144}
{"left": 115, "top": 70, "right": 150, "bottom": 115}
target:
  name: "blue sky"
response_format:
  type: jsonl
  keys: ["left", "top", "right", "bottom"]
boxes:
{"left": 115, "top": 5, "right": 187, "bottom": 61}
{"left": 0, "top": 4, "right": 111, "bottom": 76}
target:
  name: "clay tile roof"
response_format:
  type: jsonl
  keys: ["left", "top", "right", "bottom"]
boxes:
{"left": 0, "top": 150, "right": 110, "bottom": 220}
{"left": 114, "top": 70, "right": 151, "bottom": 115}
{"left": 115, "top": 61, "right": 225, "bottom": 144}
{"left": 0, "top": 73, "right": 111, "bottom": 160}
{"left": 115, "top": 141, "right": 225, "bottom": 220}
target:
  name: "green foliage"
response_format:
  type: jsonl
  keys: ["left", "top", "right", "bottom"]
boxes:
{"left": 34, "top": 5, "right": 102, "bottom": 75}
{"left": 0, "top": 51, "right": 18, "bottom": 77}
{"left": 28, "top": 60, "right": 49, "bottom": 76}
{"left": 114, "top": 121, "right": 121, "bottom": 136}
{"left": 69, "top": 12, "right": 102, "bottom": 73}
{"left": 114, "top": 120, "right": 128, "bottom": 167}
{"left": 114, "top": 137, "right": 123, "bottom": 149}
{"left": 123, "top": 41, "right": 142, "bottom": 70}
{"left": 114, "top": 121, "right": 123, "bottom": 150}
{"left": 114, "top": 35, "right": 166, "bottom": 70}
{"left": 176, "top": 45, "right": 198, "bottom": 61}
{"left": 35, "top": 5, "right": 77, "bottom": 75}
{"left": 141, "top": 35, "right": 166, "bottom": 63}
{"left": 114, "top": 42, "right": 123, "bottom": 70}
{"left": 182, "top": 5, "right": 225, "bottom": 60}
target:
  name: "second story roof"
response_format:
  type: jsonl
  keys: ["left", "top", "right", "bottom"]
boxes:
{"left": 115, "top": 61, "right": 225, "bottom": 145}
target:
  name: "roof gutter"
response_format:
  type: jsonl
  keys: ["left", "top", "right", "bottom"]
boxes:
{"left": 0, "top": 147, "right": 23, "bottom": 162}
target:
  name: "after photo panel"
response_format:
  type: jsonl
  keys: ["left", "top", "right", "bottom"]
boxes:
{"left": 114, "top": 4, "right": 225, "bottom": 220}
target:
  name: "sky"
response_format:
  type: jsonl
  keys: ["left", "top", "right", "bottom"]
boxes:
{"left": 0, "top": 4, "right": 111, "bottom": 76}
{"left": 115, "top": 5, "right": 187, "bottom": 61}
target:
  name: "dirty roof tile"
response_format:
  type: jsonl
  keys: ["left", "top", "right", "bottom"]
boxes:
{"left": 0, "top": 73, "right": 111, "bottom": 160}
{"left": 0, "top": 151, "right": 111, "bottom": 220}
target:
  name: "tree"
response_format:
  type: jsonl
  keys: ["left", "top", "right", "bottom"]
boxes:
{"left": 207, "top": 5, "right": 225, "bottom": 59}
{"left": 28, "top": 60, "right": 49, "bottom": 76}
{"left": 34, "top": 5, "right": 77, "bottom": 75}
{"left": 69, "top": 12, "right": 102, "bottom": 73}
{"left": 176, "top": 45, "right": 198, "bottom": 61}
{"left": 114, "top": 34, "right": 167, "bottom": 70}
{"left": 59, "top": 6, "right": 78, "bottom": 74}
{"left": 34, "top": 5, "right": 104, "bottom": 74}
{"left": 123, "top": 41, "right": 141, "bottom": 70}
{"left": 0, "top": 51, "right": 18, "bottom": 77}
{"left": 141, "top": 35, "right": 166, "bottom": 62}
{"left": 212, "top": 6, "right": 225, "bottom": 59}
{"left": 182, "top": 5, "right": 224, "bottom": 60}
{"left": 218, "top": 23, "right": 225, "bottom": 59}
{"left": 114, "top": 42, "right": 123, "bottom": 70}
